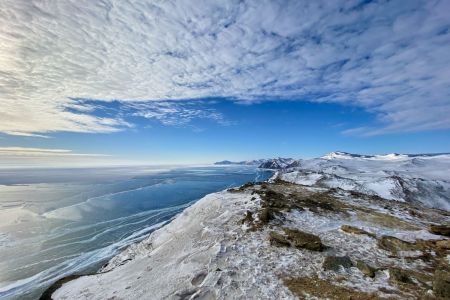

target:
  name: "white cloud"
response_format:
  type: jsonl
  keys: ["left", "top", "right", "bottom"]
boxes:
{"left": 0, "top": 0, "right": 449, "bottom": 136}
{"left": 0, "top": 147, "right": 120, "bottom": 168}
{"left": 129, "top": 101, "right": 231, "bottom": 126}
{"left": 0, "top": 147, "right": 109, "bottom": 156}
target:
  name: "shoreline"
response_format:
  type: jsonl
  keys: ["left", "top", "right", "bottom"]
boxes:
{"left": 49, "top": 187, "right": 267, "bottom": 299}
{"left": 45, "top": 173, "right": 450, "bottom": 299}
{"left": 40, "top": 175, "right": 278, "bottom": 299}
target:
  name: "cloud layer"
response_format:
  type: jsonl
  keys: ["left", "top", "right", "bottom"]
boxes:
{"left": 0, "top": 147, "right": 109, "bottom": 156}
{"left": 1, "top": 0, "right": 449, "bottom": 136}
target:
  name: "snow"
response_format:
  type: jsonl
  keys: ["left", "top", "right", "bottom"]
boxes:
{"left": 52, "top": 152, "right": 450, "bottom": 299}
{"left": 281, "top": 153, "right": 450, "bottom": 210}
{"left": 53, "top": 191, "right": 297, "bottom": 299}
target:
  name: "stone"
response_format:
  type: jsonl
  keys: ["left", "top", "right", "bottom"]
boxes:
{"left": 269, "top": 231, "right": 290, "bottom": 247}
{"left": 259, "top": 208, "right": 275, "bottom": 224}
{"left": 378, "top": 236, "right": 416, "bottom": 254}
{"left": 430, "top": 225, "right": 450, "bottom": 237}
{"left": 436, "top": 240, "right": 450, "bottom": 250}
{"left": 341, "top": 225, "right": 375, "bottom": 238}
{"left": 323, "top": 256, "right": 353, "bottom": 272}
{"left": 389, "top": 268, "right": 413, "bottom": 284}
{"left": 283, "top": 228, "right": 325, "bottom": 251}
{"left": 269, "top": 229, "right": 325, "bottom": 251}
{"left": 356, "top": 260, "right": 376, "bottom": 278}
{"left": 240, "top": 210, "right": 254, "bottom": 224}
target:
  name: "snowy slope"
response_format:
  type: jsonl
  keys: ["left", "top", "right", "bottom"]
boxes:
{"left": 280, "top": 152, "right": 450, "bottom": 210}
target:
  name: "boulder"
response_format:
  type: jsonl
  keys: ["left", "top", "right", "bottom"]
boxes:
{"left": 430, "top": 225, "right": 450, "bottom": 237}
{"left": 389, "top": 268, "right": 413, "bottom": 284}
{"left": 259, "top": 208, "right": 275, "bottom": 224}
{"left": 269, "top": 231, "right": 290, "bottom": 247}
{"left": 341, "top": 225, "right": 375, "bottom": 238}
{"left": 378, "top": 236, "right": 416, "bottom": 254}
{"left": 284, "top": 228, "right": 325, "bottom": 251}
{"left": 269, "top": 228, "right": 325, "bottom": 251}
{"left": 356, "top": 260, "right": 376, "bottom": 278}
{"left": 323, "top": 256, "right": 353, "bottom": 272}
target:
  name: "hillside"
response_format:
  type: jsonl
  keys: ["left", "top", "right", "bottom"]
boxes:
{"left": 48, "top": 153, "right": 450, "bottom": 299}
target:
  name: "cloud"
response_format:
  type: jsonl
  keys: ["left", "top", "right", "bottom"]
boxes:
{"left": 0, "top": 147, "right": 109, "bottom": 156}
{"left": 1, "top": 0, "right": 449, "bottom": 136}
{"left": 129, "top": 101, "right": 232, "bottom": 126}
{"left": 0, "top": 147, "right": 152, "bottom": 168}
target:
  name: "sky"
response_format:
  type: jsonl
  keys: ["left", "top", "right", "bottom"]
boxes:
{"left": 0, "top": 0, "right": 449, "bottom": 166}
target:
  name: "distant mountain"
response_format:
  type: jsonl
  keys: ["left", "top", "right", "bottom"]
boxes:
{"left": 214, "top": 159, "right": 267, "bottom": 166}
{"left": 214, "top": 160, "right": 235, "bottom": 165}
{"left": 258, "top": 158, "right": 296, "bottom": 169}
{"left": 321, "top": 151, "right": 450, "bottom": 160}
{"left": 214, "top": 158, "right": 296, "bottom": 168}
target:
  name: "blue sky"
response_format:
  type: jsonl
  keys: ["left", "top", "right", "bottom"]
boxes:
{"left": 0, "top": 0, "right": 450, "bottom": 166}
{"left": 1, "top": 99, "right": 449, "bottom": 165}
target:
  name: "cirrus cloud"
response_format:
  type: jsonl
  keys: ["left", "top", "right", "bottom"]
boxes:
{"left": 0, "top": 0, "right": 449, "bottom": 136}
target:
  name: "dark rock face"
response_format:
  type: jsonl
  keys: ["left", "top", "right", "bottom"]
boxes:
{"left": 286, "top": 160, "right": 302, "bottom": 168}
{"left": 434, "top": 269, "right": 450, "bottom": 298}
{"left": 322, "top": 256, "right": 353, "bottom": 272}
{"left": 430, "top": 225, "right": 450, "bottom": 237}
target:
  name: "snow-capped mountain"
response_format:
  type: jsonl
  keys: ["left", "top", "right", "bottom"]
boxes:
{"left": 214, "top": 159, "right": 267, "bottom": 166}
{"left": 258, "top": 158, "right": 296, "bottom": 169}
{"left": 214, "top": 158, "right": 295, "bottom": 167}
{"left": 278, "top": 151, "right": 450, "bottom": 210}
{"left": 321, "top": 151, "right": 450, "bottom": 161}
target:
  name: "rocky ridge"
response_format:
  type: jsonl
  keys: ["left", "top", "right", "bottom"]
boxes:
{"left": 50, "top": 176, "right": 450, "bottom": 299}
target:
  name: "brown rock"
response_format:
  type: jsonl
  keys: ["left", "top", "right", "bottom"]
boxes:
{"left": 436, "top": 240, "right": 450, "bottom": 250}
{"left": 389, "top": 268, "right": 413, "bottom": 284}
{"left": 356, "top": 260, "right": 376, "bottom": 278}
{"left": 323, "top": 256, "right": 353, "bottom": 272}
{"left": 259, "top": 208, "right": 275, "bottom": 224}
{"left": 284, "top": 228, "right": 325, "bottom": 251}
{"left": 378, "top": 236, "right": 416, "bottom": 254}
{"left": 341, "top": 225, "right": 375, "bottom": 238}
{"left": 269, "top": 231, "right": 290, "bottom": 247}
{"left": 430, "top": 225, "right": 450, "bottom": 237}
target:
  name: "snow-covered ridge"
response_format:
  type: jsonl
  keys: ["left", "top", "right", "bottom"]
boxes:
{"left": 321, "top": 151, "right": 450, "bottom": 161}
{"left": 258, "top": 158, "right": 296, "bottom": 169}
{"left": 277, "top": 151, "right": 450, "bottom": 210}
{"left": 213, "top": 152, "right": 450, "bottom": 210}
{"left": 51, "top": 179, "right": 450, "bottom": 299}
{"left": 52, "top": 190, "right": 290, "bottom": 299}
{"left": 213, "top": 158, "right": 294, "bottom": 166}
